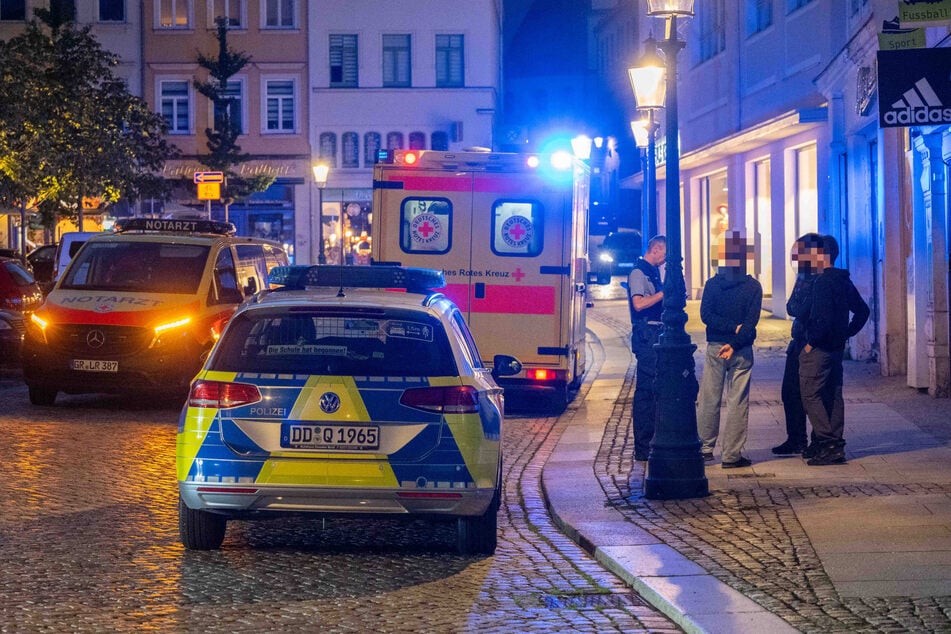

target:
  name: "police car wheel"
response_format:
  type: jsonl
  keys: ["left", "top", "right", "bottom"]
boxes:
{"left": 28, "top": 385, "right": 57, "bottom": 406}
{"left": 178, "top": 498, "right": 227, "bottom": 550}
{"left": 457, "top": 492, "right": 499, "bottom": 556}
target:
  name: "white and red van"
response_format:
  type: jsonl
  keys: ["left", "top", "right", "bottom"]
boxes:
{"left": 371, "top": 150, "right": 590, "bottom": 410}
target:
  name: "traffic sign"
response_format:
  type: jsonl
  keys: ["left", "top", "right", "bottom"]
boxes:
{"left": 197, "top": 182, "right": 221, "bottom": 200}
{"left": 194, "top": 171, "right": 224, "bottom": 184}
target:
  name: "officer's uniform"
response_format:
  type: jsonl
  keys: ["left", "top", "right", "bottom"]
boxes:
{"left": 628, "top": 258, "right": 663, "bottom": 460}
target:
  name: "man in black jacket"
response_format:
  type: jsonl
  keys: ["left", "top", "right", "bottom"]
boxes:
{"left": 772, "top": 233, "right": 822, "bottom": 456}
{"left": 799, "top": 234, "right": 870, "bottom": 466}
{"left": 696, "top": 231, "right": 763, "bottom": 468}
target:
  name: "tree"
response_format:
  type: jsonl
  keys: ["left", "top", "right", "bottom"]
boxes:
{"left": 0, "top": 6, "right": 177, "bottom": 230}
{"left": 194, "top": 17, "right": 274, "bottom": 202}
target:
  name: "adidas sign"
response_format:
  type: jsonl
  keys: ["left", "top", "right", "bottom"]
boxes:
{"left": 883, "top": 78, "right": 951, "bottom": 125}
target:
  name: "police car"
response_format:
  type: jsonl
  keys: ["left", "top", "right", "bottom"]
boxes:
{"left": 176, "top": 265, "right": 520, "bottom": 555}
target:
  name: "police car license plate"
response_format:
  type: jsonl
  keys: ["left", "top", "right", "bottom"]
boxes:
{"left": 281, "top": 424, "right": 380, "bottom": 450}
{"left": 71, "top": 359, "right": 119, "bottom": 372}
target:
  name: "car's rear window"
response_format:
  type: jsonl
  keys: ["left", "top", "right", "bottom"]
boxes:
{"left": 211, "top": 309, "right": 458, "bottom": 377}
{"left": 2, "top": 261, "right": 36, "bottom": 286}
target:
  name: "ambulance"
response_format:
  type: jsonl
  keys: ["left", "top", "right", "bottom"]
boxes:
{"left": 371, "top": 150, "right": 590, "bottom": 410}
{"left": 22, "top": 218, "right": 287, "bottom": 406}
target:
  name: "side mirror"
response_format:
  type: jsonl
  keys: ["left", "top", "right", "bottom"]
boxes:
{"left": 244, "top": 277, "right": 258, "bottom": 295}
{"left": 492, "top": 354, "right": 522, "bottom": 377}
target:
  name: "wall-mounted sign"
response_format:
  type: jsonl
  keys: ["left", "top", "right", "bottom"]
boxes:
{"left": 898, "top": 0, "right": 951, "bottom": 28}
{"left": 877, "top": 47, "right": 951, "bottom": 128}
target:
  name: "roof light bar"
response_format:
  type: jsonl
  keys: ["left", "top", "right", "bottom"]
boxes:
{"left": 268, "top": 264, "right": 445, "bottom": 293}
{"left": 114, "top": 218, "right": 236, "bottom": 236}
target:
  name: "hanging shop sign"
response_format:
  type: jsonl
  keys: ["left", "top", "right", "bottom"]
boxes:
{"left": 877, "top": 47, "right": 951, "bottom": 128}
{"left": 898, "top": 0, "right": 951, "bottom": 28}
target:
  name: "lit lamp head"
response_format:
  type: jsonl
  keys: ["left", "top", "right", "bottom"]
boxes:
{"left": 312, "top": 162, "right": 330, "bottom": 188}
{"left": 645, "top": 0, "right": 695, "bottom": 17}
{"left": 570, "top": 134, "right": 593, "bottom": 161}
{"left": 628, "top": 36, "right": 666, "bottom": 110}
{"left": 631, "top": 119, "right": 650, "bottom": 149}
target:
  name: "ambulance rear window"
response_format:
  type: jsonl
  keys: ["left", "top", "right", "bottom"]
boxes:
{"left": 212, "top": 310, "right": 458, "bottom": 377}
{"left": 491, "top": 200, "right": 543, "bottom": 256}
{"left": 400, "top": 198, "right": 452, "bottom": 254}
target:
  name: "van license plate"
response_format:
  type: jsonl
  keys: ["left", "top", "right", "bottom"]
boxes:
{"left": 71, "top": 359, "right": 119, "bottom": 372}
{"left": 281, "top": 424, "right": 380, "bottom": 450}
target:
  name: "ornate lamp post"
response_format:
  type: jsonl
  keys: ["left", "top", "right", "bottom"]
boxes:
{"left": 629, "top": 0, "right": 708, "bottom": 499}
{"left": 312, "top": 162, "right": 330, "bottom": 264}
{"left": 631, "top": 116, "right": 658, "bottom": 239}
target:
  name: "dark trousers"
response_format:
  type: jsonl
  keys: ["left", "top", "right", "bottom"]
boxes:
{"left": 631, "top": 323, "right": 661, "bottom": 458}
{"left": 781, "top": 339, "right": 809, "bottom": 446}
{"left": 799, "top": 347, "right": 845, "bottom": 450}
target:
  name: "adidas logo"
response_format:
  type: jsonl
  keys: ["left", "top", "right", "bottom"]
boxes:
{"left": 884, "top": 77, "right": 951, "bottom": 125}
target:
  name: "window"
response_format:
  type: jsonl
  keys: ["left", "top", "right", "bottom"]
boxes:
{"left": 431, "top": 131, "right": 449, "bottom": 151}
{"left": 695, "top": 0, "right": 725, "bottom": 63}
{"left": 319, "top": 132, "right": 337, "bottom": 168}
{"left": 382, "top": 34, "right": 411, "bottom": 87}
{"left": 698, "top": 171, "right": 728, "bottom": 284}
{"left": 160, "top": 80, "right": 190, "bottom": 133}
{"left": 786, "top": 0, "right": 814, "bottom": 12}
{"left": 99, "top": 0, "right": 124, "bottom": 21}
{"left": 386, "top": 132, "right": 404, "bottom": 150}
{"left": 492, "top": 201, "right": 543, "bottom": 256}
{"left": 264, "top": 0, "right": 294, "bottom": 28}
{"left": 745, "top": 159, "right": 772, "bottom": 296}
{"left": 435, "top": 35, "right": 464, "bottom": 87}
{"left": 850, "top": 0, "right": 868, "bottom": 14}
{"left": 401, "top": 198, "right": 452, "bottom": 254}
{"left": 330, "top": 34, "right": 358, "bottom": 88}
{"left": 745, "top": 0, "right": 771, "bottom": 36}
{"left": 213, "top": 80, "right": 244, "bottom": 135}
{"left": 342, "top": 132, "right": 359, "bottom": 168}
{"left": 364, "top": 132, "right": 382, "bottom": 165}
{"left": 0, "top": 0, "right": 26, "bottom": 20}
{"left": 210, "top": 0, "right": 242, "bottom": 28}
{"left": 264, "top": 79, "right": 295, "bottom": 132}
{"left": 409, "top": 132, "right": 426, "bottom": 150}
{"left": 159, "top": 0, "right": 190, "bottom": 28}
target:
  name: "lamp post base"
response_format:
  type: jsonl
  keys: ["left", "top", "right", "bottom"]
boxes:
{"left": 644, "top": 339, "right": 709, "bottom": 500}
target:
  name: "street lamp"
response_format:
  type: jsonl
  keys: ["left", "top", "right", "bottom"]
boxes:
{"left": 312, "top": 162, "right": 329, "bottom": 264}
{"left": 631, "top": 0, "right": 708, "bottom": 500}
{"left": 629, "top": 34, "right": 664, "bottom": 240}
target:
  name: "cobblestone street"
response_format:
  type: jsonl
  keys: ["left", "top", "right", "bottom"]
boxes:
{"left": 0, "top": 345, "right": 677, "bottom": 632}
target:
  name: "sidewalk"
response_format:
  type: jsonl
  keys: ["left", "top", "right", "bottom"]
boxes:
{"left": 542, "top": 298, "right": 951, "bottom": 633}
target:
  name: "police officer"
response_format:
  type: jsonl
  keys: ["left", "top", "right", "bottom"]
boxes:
{"left": 628, "top": 235, "right": 666, "bottom": 461}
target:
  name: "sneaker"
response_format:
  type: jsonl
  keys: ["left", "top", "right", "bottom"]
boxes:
{"left": 702, "top": 451, "right": 714, "bottom": 462}
{"left": 721, "top": 457, "right": 752, "bottom": 469}
{"left": 807, "top": 450, "right": 846, "bottom": 466}
{"left": 771, "top": 440, "right": 806, "bottom": 455}
{"left": 802, "top": 444, "right": 820, "bottom": 459}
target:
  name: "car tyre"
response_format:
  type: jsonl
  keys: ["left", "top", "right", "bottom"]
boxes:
{"left": 179, "top": 497, "right": 227, "bottom": 550}
{"left": 28, "top": 385, "right": 57, "bottom": 406}
{"left": 457, "top": 487, "right": 500, "bottom": 556}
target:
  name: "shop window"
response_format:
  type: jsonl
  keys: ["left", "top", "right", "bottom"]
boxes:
{"left": 491, "top": 201, "right": 543, "bottom": 256}
{"left": 400, "top": 198, "right": 452, "bottom": 254}
{"left": 409, "top": 131, "right": 426, "bottom": 150}
{"left": 387, "top": 131, "right": 404, "bottom": 150}
{"left": 364, "top": 132, "right": 382, "bottom": 165}
{"left": 319, "top": 132, "right": 337, "bottom": 168}
{"left": 342, "top": 132, "right": 359, "bottom": 168}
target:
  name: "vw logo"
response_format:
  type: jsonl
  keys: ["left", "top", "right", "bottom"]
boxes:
{"left": 86, "top": 330, "right": 106, "bottom": 349}
{"left": 319, "top": 392, "right": 341, "bottom": 414}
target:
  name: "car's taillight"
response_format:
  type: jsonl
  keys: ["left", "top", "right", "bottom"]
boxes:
{"left": 400, "top": 386, "right": 480, "bottom": 414}
{"left": 188, "top": 380, "right": 262, "bottom": 409}
{"left": 527, "top": 369, "right": 555, "bottom": 381}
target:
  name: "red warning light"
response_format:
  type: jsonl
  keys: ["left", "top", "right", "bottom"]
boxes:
{"left": 403, "top": 152, "right": 418, "bottom": 165}
{"left": 528, "top": 368, "right": 553, "bottom": 381}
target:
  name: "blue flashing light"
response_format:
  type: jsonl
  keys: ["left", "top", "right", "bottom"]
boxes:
{"left": 268, "top": 265, "right": 445, "bottom": 294}
{"left": 550, "top": 151, "right": 574, "bottom": 171}
{"left": 526, "top": 155, "right": 540, "bottom": 168}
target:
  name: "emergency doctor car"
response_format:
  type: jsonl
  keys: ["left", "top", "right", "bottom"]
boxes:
{"left": 176, "top": 265, "right": 519, "bottom": 555}
{"left": 22, "top": 219, "right": 287, "bottom": 405}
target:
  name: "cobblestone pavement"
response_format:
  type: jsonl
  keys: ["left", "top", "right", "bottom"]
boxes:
{"left": 590, "top": 305, "right": 951, "bottom": 633}
{"left": 0, "top": 366, "right": 678, "bottom": 632}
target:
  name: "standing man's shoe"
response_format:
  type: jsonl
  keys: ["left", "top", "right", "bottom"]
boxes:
{"left": 802, "top": 444, "right": 820, "bottom": 459}
{"left": 772, "top": 440, "right": 805, "bottom": 455}
{"left": 806, "top": 446, "right": 846, "bottom": 466}
{"left": 721, "top": 457, "right": 752, "bottom": 469}
{"left": 702, "top": 451, "right": 714, "bottom": 462}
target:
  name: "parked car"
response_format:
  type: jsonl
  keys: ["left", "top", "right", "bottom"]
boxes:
{"left": 0, "top": 257, "right": 43, "bottom": 316}
{"left": 177, "top": 265, "right": 520, "bottom": 554}
{"left": 0, "top": 309, "right": 26, "bottom": 365}
{"left": 26, "top": 244, "right": 56, "bottom": 293}
{"left": 589, "top": 231, "right": 642, "bottom": 284}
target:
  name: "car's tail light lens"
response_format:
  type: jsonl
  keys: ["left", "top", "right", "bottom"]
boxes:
{"left": 400, "top": 386, "right": 480, "bottom": 414}
{"left": 188, "top": 380, "right": 262, "bottom": 409}
{"left": 527, "top": 369, "right": 555, "bottom": 381}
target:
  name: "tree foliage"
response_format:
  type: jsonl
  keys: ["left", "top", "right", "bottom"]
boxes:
{"left": 194, "top": 18, "right": 274, "bottom": 201}
{"left": 0, "top": 7, "right": 177, "bottom": 227}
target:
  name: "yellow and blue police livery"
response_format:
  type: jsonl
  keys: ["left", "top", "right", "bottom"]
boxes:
{"left": 177, "top": 265, "right": 520, "bottom": 555}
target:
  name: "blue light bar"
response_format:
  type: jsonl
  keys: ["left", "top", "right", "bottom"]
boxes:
{"left": 268, "top": 265, "right": 445, "bottom": 293}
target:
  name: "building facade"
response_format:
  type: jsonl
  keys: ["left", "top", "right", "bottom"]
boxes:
{"left": 595, "top": 0, "right": 949, "bottom": 396}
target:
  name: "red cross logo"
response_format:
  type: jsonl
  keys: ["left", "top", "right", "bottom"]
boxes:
{"left": 512, "top": 268, "right": 525, "bottom": 282}
{"left": 508, "top": 223, "right": 526, "bottom": 241}
{"left": 418, "top": 221, "right": 435, "bottom": 238}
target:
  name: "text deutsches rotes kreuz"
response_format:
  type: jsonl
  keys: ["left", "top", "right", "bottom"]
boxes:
{"left": 444, "top": 269, "right": 513, "bottom": 278}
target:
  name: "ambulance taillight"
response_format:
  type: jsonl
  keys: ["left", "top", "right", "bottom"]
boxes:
{"left": 527, "top": 369, "right": 554, "bottom": 381}
{"left": 403, "top": 151, "right": 419, "bottom": 165}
